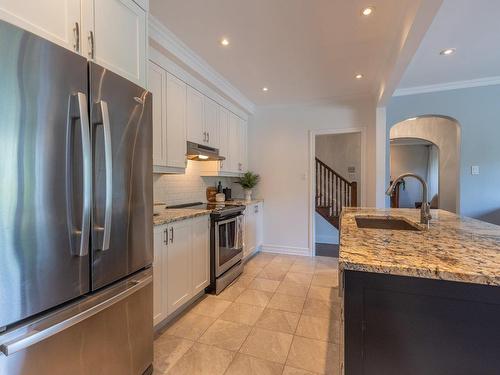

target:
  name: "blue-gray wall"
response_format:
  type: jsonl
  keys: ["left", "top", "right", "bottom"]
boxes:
{"left": 387, "top": 84, "right": 500, "bottom": 224}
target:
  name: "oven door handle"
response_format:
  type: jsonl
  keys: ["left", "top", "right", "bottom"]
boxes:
{"left": 215, "top": 216, "right": 240, "bottom": 226}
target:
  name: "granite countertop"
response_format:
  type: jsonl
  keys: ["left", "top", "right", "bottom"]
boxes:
{"left": 339, "top": 208, "right": 500, "bottom": 286}
{"left": 223, "top": 198, "right": 263, "bottom": 206}
{"left": 153, "top": 199, "right": 263, "bottom": 226}
{"left": 153, "top": 208, "right": 211, "bottom": 226}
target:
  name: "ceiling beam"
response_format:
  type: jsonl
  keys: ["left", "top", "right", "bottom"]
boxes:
{"left": 377, "top": 0, "right": 443, "bottom": 105}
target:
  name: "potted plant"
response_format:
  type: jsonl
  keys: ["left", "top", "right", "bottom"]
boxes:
{"left": 236, "top": 171, "right": 260, "bottom": 201}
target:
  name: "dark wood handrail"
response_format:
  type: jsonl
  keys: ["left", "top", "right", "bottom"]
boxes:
{"left": 315, "top": 157, "right": 358, "bottom": 220}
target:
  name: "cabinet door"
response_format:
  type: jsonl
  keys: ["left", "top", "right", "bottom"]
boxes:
{"left": 166, "top": 72, "right": 187, "bottom": 168}
{"left": 255, "top": 203, "right": 263, "bottom": 249}
{"left": 167, "top": 220, "right": 192, "bottom": 314}
{"left": 91, "top": 0, "right": 147, "bottom": 86}
{"left": 239, "top": 118, "right": 248, "bottom": 172}
{"left": 204, "top": 96, "right": 219, "bottom": 149}
{"left": 153, "top": 225, "right": 167, "bottom": 326}
{"left": 244, "top": 206, "right": 256, "bottom": 258}
{"left": 218, "top": 106, "right": 230, "bottom": 172}
{"left": 228, "top": 112, "right": 241, "bottom": 173}
{"left": 191, "top": 216, "right": 210, "bottom": 294}
{"left": 0, "top": 0, "right": 81, "bottom": 52}
{"left": 186, "top": 86, "right": 204, "bottom": 144}
{"left": 148, "top": 61, "right": 167, "bottom": 167}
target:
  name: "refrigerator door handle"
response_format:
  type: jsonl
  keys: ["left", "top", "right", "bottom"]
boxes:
{"left": 0, "top": 272, "right": 152, "bottom": 356}
{"left": 77, "top": 92, "right": 91, "bottom": 257}
{"left": 100, "top": 100, "right": 113, "bottom": 251}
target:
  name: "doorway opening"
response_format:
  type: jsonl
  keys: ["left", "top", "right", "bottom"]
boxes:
{"left": 390, "top": 138, "right": 439, "bottom": 209}
{"left": 389, "top": 115, "right": 460, "bottom": 213}
{"left": 313, "top": 131, "right": 362, "bottom": 257}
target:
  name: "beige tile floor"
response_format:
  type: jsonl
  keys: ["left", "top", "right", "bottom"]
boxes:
{"left": 154, "top": 252, "right": 342, "bottom": 375}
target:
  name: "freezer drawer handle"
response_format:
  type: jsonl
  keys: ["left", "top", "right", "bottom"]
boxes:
{"left": 0, "top": 274, "right": 152, "bottom": 356}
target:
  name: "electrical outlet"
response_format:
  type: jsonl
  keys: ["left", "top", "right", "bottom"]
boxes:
{"left": 471, "top": 166, "right": 480, "bottom": 175}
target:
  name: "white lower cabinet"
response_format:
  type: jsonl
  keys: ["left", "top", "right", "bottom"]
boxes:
{"left": 153, "top": 215, "right": 210, "bottom": 326}
{"left": 153, "top": 225, "right": 167, "bottom": 326}
{"left": 191, "top": 216, "right": 210, "bottom": 294}
{"left": 166, "top": 219, "right": 193, "bottom": 315}
{"left": 243, "top": 202, "right": 263, "bottom": 259}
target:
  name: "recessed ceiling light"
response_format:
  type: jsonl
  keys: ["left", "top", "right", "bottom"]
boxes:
{"left": 440, "top": 48, "right": 456, "bottom": 56}
{"left": 220, "top": 38, "right": 229, "bottom": 46}
{"left": 362, "top": 6, "right": 374, "bottom": 16}
{"left": 262, "top": 87, "right": 269, "bottom": 92}
{"left": 355, "top": 74, "right": 363, "bottom": 79}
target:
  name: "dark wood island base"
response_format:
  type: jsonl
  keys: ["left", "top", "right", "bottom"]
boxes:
{"left": 344, "top": 270, "right": 500, "bottom": 375}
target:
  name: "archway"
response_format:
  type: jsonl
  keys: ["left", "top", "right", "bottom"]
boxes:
{"left": 389, "top": 116, "right": 460, "bottom": 213}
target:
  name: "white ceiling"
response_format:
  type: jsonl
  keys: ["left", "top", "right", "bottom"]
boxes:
{"left": 151, "top": 0, "right": 423, "bottom": 106}
{"left": 398, "top": 0, "right": 500, "bottom": 90}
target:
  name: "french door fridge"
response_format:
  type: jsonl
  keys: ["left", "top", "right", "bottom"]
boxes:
{"left": 0, "top": 20, "right": 153, "bottom": 374}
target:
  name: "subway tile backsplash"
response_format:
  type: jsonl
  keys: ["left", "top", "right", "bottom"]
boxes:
{"left": 153, "top": 161, "right": 243, "bottom": 206}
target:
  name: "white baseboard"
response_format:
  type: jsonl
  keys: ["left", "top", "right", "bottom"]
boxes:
{"left": 316, "top": 235, "right": 339, "bottom": 245}
{"left": 261, "top": 244, "right": 311, "bottom": 257}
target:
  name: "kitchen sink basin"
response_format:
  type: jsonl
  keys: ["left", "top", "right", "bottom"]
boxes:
{"left": 355, "top": 216, "right": 422, "bottom": 231}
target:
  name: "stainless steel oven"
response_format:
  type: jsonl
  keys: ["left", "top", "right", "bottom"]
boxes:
{"left": 209, "top": 205, "right": 245, "bottom": 294}
{"left": 215, "top": 214, "right": 244, "bottom": 276}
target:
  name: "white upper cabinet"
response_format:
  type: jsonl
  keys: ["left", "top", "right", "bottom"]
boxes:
{"left": 228, "top": 112, "right": 241, "bottom": 173}
{"left": 0, "top": 0, "right": 82, "bottom": 52}
{"left": 0, "top": 0, "right": 147, "bottom": 87}
{"left": 218, "top": 106, "right": 230, "bottom": 172}
{"left": 148, "top": 61, "right": 167, "bottom": 167}
{"left": 148, "top": 63, "right": 187, "bottom": 172}
{"left": 166, "top": 72, "right": 187, "bottom": 168}
{"left": 90, "top": 0, "right": 147, "bottom": 87}
{"left": 239, "top": 118, "right": 248, "bottom": 172}
{"left": 204, "top": 96, "right": 219, "bottom": 149}
{"left": 186, "top": 86, "right": 205, "bottom": 145}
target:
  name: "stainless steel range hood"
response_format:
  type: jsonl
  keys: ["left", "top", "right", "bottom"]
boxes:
{"left": 186, "top": 141, "right": 225, "bottom": 161}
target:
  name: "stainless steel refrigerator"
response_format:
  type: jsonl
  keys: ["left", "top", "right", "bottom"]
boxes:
{"left": 0, "top": 20, "right": 153, "bottom": 375}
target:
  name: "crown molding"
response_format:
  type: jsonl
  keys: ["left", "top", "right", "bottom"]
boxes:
{"left": 393, "top": 76, "right": 500, "bottom": 97}
{"left": 148, "top": 15, "right": 255, "bottom": 114}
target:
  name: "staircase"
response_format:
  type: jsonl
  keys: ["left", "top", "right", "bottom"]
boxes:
{"left": 315, "top": 157, "right": 358, "bottom": 229}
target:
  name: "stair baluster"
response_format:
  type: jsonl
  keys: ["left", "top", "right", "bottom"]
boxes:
{"left": 315, "top": 157, "right": 358, "bottom": 230}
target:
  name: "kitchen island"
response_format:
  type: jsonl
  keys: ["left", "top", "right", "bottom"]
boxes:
{"left": 339, "top": 208, "right": 500, "bottom": 375}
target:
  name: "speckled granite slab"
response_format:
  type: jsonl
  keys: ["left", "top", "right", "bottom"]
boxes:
{"left": 339, "top": 208, "right": 500, "bottom": 286}
{"left": 223, "top": 199, "right": 263, "bottom": 206}
{"left": 153, "top": 208, "right": 211, "bottom": 226}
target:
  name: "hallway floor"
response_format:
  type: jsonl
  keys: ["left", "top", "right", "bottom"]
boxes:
{"left": 315, "top": 243, "right": 339, "bottom": 257}
{"left": 154, "top": 252, "right": 341, "bottom": 374}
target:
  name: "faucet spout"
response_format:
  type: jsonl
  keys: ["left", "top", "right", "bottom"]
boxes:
{"left": 386, "top": 173, "right": 432, "bottom": 225}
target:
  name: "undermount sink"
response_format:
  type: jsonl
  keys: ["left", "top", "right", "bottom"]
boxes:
{"left": 355, "top": 216, "right": 422, "bottom": 231}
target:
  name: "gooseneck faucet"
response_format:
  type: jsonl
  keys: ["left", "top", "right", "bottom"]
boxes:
{"left": 386, "top": 173, "right": 432, "bottom": 225}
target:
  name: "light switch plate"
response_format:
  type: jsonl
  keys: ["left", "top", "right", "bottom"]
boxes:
{"left": 471, "top": 165, "right": 480, "bottom": 175}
